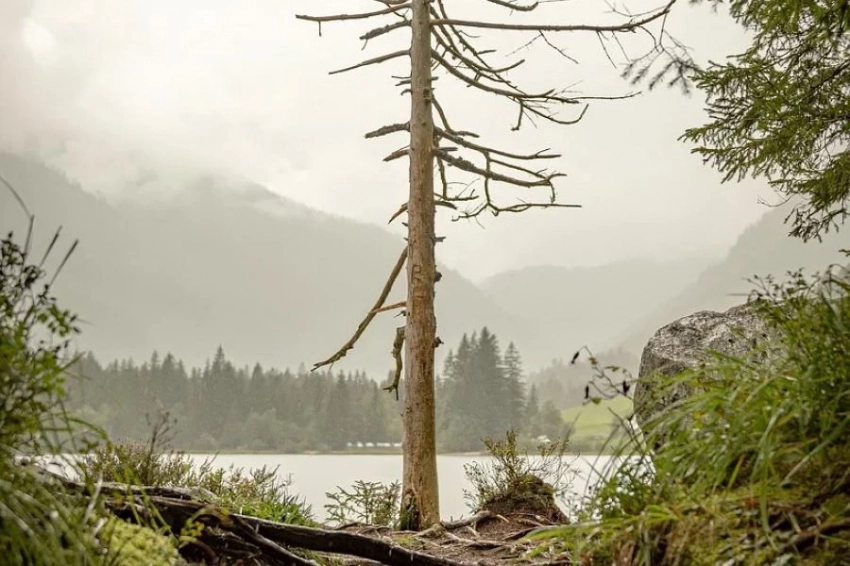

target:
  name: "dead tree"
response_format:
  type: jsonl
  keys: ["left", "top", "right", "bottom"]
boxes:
{"left": 299, "top": 0, "right": 683, "bottom": 529}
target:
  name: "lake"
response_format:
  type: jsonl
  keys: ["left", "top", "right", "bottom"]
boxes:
{"left": 187, "top": 453, "right": 620, "bottom": 522}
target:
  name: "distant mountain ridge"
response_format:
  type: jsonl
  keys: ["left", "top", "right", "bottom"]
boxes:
{"left": 616, "top": 206, "right": 848, "bottom": 352}
{"left": 4, "top": 153, "right": 842, "bottom": 377}
{"left": 481, "top": 257, "right": 714, "bottom": 363}
{"left": 480, "top": 206, "right": 847, "bottom": 367}
{"left": 0, "top": 153, "right": 526, "bottom": 376}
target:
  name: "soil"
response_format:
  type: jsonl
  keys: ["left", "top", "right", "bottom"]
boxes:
{"left": 336, "top": 510, "right": 567, "bottom": 566}
{"left": 333, "top": 478, "right": 570, "bottom": 566}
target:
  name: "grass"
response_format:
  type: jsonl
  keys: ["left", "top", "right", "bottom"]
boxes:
{"left": 562, "top": 396, "right": 632, "bottom": 444}
{"left": 536, "top": 266, "right": 850, "bottom": 565}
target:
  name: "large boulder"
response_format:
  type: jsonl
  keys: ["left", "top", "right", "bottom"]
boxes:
{"left": 633, "top": 302, "right": 772, "bottom": 432}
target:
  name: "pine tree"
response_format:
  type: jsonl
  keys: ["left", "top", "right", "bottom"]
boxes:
{"left": 440, "top": 332, "right": 485, "bottom": 451}
{"left": 322, "top": 373, "right": 352, "bottom": 450}
{"left": 526, "top": 384, "right": 541, "bottom": 437}
{"left": 472, "top": 327, "right": 507, "bottom": 438}
{"left": 439, "top": 329, "right": 529, "bottom": 450}
{"left": 200, "top": 346, "right": 242, "bottom": 440}
{"left": 153, "top": 352, "right": 185, "bottom": 411}
{"left": 641, "top": 1, "right": 850, "bottom": 240}
{"left": 247, "top": 363, "right": 269, "bottom": 414}
{"left": 502, "top": 342, "right": 526, "bottom": 432}
{"left": 363, "top": 382, "right": 390, "bottom": 443}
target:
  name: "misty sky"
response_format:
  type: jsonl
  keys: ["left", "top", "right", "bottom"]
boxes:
{"left": 2, "top": 1, "right": 776, "bottom": 281}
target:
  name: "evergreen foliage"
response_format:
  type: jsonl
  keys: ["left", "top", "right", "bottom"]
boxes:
{"left": 437, "top": 328, "right": 547, "bottom": 452}
{"left": 68, "top": 351, "right": 403, "bottom": 453}
{"left": 67, "top": 327, "right": 553, "bottom": 453}
{"left": 679, "top": 0, "right": 850, "bottom": 240}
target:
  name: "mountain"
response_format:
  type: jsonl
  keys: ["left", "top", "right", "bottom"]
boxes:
{"left": 481, "top": 257, "right": 713, "bottom": 363}
{"left": 0, "top": 153, "right": 526, "bottom": 376}
{"left": 616, "top": 205, "right": 848, "bottom": 352}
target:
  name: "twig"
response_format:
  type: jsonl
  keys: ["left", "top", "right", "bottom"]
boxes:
{"left": 441, "top": 510, "right": 494, "bottom": 530}
{"left": 443, "top": 532, "right": 507, "bottom": 549}
{"left": 787, "top": 518, "right": 850, "bottom": 552}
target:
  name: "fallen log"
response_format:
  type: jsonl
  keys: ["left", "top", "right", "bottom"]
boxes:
{"left": 49, "top": 471, "right": 471, "bottom": 566}
{"left": 46, "top": 471, "right": 568, "bottom": 566}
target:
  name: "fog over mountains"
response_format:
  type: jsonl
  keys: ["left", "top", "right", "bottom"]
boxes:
{"left": 1, "top": 153, "right": 846, "bottom": 376}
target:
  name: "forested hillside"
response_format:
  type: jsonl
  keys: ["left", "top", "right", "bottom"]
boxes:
{"left": 65, "top": 329, "right": 559, "bottom": 452}
{"left": 0, "top": 153, "right": 525, "bottom": 376}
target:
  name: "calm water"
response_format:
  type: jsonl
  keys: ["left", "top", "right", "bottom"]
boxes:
{"left": 187, "top": 453, "right": 620, "bottom": 522}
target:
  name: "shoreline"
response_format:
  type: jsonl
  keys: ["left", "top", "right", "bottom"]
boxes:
{"left": 182, "top": 449, "right": 616, "bottom": 457}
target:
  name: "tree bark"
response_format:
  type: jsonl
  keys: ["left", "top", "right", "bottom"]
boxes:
{"left": 401, "top": 0, "right": 440, "bottom": 530}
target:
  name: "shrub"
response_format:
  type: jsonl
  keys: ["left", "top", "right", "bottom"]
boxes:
{"left": 80, "top": 412, "right": 314, "bottom": 525}
{"left": 463, "top": 429, "right": 574, "bottom": 515}
{"left": 190, "top": 460, "right": 314, "bottom": 524}
{"left": 325, "top": 480, "right": 401, "bottom": 527}
{"left": 0, "top": 224, "right": 108, "bottom": 564}
{"left": 81, "top": 412, "right": 192, "bottom": 487}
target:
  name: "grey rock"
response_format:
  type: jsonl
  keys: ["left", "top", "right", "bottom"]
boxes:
{"left": 633, "top": 302, "right": 772, "bottom": 432}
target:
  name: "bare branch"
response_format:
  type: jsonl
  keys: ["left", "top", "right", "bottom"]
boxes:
{"left": 361, "top": 19, "right": 411, "bottom": 41}
{"left": 330, "top": 50, "right": 409, "bottom": 75}
{"left": 372, "top": 301, "right": 406, "bottom": 314}
{"left": 483, "top": 0, "right": 539, "bottom": 11}
{"left": 431, "top": 49, "right": 582, "bottom": 107}
{"left": 431, "top": 0, "right": 524, "bottom": 90}
{"left": 436, "top": 127, "right": 559, "bottom": 161}
{"left": 437, "top": 149, "right": 561, "bottom": 188}
{"left": 384, "top": 325, "right": 406, "bottom": 398}
{"left": 431, "top": 97, "right": 479, "bottom": 139}
{"left": 431, "top": 1, "right": 675, "bottom": 34}
{"left": 365, "top": 123, "right": 410, "bottom": 139}
{"left": 389, "top": 199, "right": 458, "bottom": 224}
{"left": 431, "top": 24, "right": 525, "bottom": 80}
{"left": 384, "top": 147, "right": 410, "bottom": 162}
{"left": 313, "top": 247, "right": 408, "bottom": 370}
{"left": 296, "top": 3, "right": 411, "bottom": 25}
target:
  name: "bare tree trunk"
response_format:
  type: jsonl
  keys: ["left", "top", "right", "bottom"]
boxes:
{"left": 400, "top": 0, "right": 439, "bottom": 530}
{"left": 299, "top": 0, "right": 679, "bottom": 533}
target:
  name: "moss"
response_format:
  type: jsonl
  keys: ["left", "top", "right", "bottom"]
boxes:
{"left": 398, "top": 490, "right": 421, "bottom": 531}
{"left": 100, "top": 517, "right": 183, "bottom": 566}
